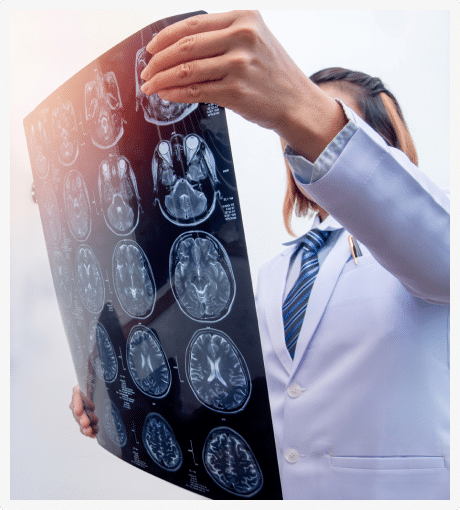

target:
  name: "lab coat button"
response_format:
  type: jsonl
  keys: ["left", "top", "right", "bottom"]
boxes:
{"left": 287, "top": 383, "right": 303, "bottom": 398}
{"left": 285, "top": 448, "right": 299, "bottom": 463}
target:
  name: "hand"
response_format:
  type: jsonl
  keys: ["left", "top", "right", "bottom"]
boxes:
{"left": 69, "top": 385, "right": 99, "bottom": 439}
{"left": 140, "top": 11, "right": 346, "bottom": 162}
{"left": 140, "top": 11, "right": 306, "bottom": 131}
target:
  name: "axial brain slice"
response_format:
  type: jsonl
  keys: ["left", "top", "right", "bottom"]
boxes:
{"left": 113, "top": 241, "right": 155, "bottom": 318}
{"left": 142, "top": 413, "right": 182, "bottom": 471}
{"left": 65, "top": 320, "right": 84, "bottom": 371}
{"left": 52, "top": 251, "right": 72, "bottom": 308}
{"left": 89, "top": 321, "right": 118, "bottom": 382}
{"left": 203, "top": 427, "right": 263, "bottom": 497}
{"left": 76, "top": 245, "right": 105, "bottom": 313}
{"left": 64, "top": 170, "right": 91, "bottom": 241}
{"left": 27, "top": 109, "right": 50, "bottom": 178}
{"left": 85, "top": 69, "right": 124, "bottom": 149}
{"left": 103, "top": 400, "right": 127, "bottom": 447}
{"left": 52, "top": 101, "right": 79, "bottom": 166}
{"left": 99, "top": 156, "right": 140, "bottom": 235}
{"left": 173, "top": 234, "right": 234, "bottom": 321}
{"left": 41, "top": 183, "right": 61, "bottom": 244}
{"left": 135, "top": 46, "right": 198, "bottom": 125}
{"left": 187, "top": 330, "right": 251, "bottom": 412}
{"left": 153, "top": 134, "right": 218, "bottom": 226}
{"left": 127, "top": 326, "right": 171, "bottom": 398}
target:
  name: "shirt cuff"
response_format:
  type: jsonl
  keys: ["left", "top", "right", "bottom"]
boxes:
{"left": 284, "top": 100, "right": 359, "bottom": 185}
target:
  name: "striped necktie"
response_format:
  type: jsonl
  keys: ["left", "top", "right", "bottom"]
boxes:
{"left": 283, "top": 228, "right": 331, "bottom": 358}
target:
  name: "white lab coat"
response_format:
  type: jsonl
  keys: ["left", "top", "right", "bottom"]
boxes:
{"left": 256, "top": 112, "right": 450, "bottom": 500}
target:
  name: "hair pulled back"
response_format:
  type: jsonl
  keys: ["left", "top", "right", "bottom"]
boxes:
{"left": 283, "top": 67, "right": 418, "bottom": 236}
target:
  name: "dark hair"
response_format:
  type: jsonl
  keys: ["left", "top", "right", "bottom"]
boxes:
{"left": 283, "top": 67, "right": 418, "bottom": 236}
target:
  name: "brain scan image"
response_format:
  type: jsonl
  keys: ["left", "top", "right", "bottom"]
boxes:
{"left": 98, "top": 155, "right": 140, "bottom": 235}
{"left": 85, "top": 69, "right": 124, "bottom": 149}
{"left": 127, "top": 326, "right": 171, "bottom": 398}
{"left": 63, "top": 170, "right": 91, "bottom": 241}
{"left": 142, "top": 413, "right": 183, "bottom": 472}
{"left": 65, "top": 319, "right": 85, "bottom": 371}
{"left": 135, "top": 46, "right": 198, "bottom": 125}
{"left": 113, "top": 240, "right": 155, "bottom": 318}
{"left": 153, "top": 133, "right": 219, "bottom": 226}
{"left": 170, "top": 232, "right": 235, "bottom": 322}
{"left": 26, "top": 109, "right": 51, "bottom": 179}
{"left": 88, "top": 321, "right": 118, "bottom": 383}
{"left": 75, "top": 245, "right": 105, "bottom": 314}
{"left": 41, "top": 183, "right": 61, "bottom": 245}
{"left": 103, "top": 400, "right": 127, "bottom": 448}
{"left": 203, "top": 427, "right": 263, "bottom": 497}
{"left": 52, "top": 101, "right": 79, "bottom": 166}
{"left": 186, "top": 329, "right": 251, "bottom": 413}
{"left": 52, "top": 251, "right": 73, "bottom": 308}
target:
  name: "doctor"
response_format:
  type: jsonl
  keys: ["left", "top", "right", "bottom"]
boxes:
{"left": 70, "top": 11, "right": 450, "bottom": 499}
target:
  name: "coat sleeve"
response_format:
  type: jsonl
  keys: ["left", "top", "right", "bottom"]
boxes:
{"left": 294, "top": 110, "right": 450, "bottom": 305}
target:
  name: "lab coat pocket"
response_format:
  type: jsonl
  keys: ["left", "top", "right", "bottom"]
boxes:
{"left": 330, "top": 456, "right": 445, "bottom": 470}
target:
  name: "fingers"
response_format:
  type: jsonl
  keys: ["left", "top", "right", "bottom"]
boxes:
{"left": 80, "top": 424, "right": 98, "bottom": 439}
{"left": 155, "top": 80, "right": 234, "bottom": 108}
{"left": 81, "top": 393, "right": 95, "bottom": 412}
{"left": 141, "top": 54, "right": 229, "bottom": 96}
{"left": 139, "top": 10, "right": 267, "bottom": 112}
{"left": 141, "top": 28, "right": 230, "bottom": 82}
{"left": 71, "top": 385, "right": 84, "bottom": 416}
{"left": 145, "top": 11, "right": 237, "bottom": 55}
{"left": 70, "top": 385, "right": 99, "bottom": 438}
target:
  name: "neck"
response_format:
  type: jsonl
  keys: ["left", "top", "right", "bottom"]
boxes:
{"left": 317, "top": 205, "right": 329, "bottom": 222}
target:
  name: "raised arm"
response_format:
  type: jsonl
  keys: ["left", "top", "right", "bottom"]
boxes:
{"left": 140, "top": 10, "right": 347, "bottom": 162}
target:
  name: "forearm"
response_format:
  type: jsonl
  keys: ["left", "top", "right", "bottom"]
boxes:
{"left": 293, "top": 117, "right": 450, "bottom": 304}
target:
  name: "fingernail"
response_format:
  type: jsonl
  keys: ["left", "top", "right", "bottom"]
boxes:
{"left": 141, "top": 83, "right": 148, "bottom": 94}
{"left": 140, "top": 70, "right": 147, "bottom": 80}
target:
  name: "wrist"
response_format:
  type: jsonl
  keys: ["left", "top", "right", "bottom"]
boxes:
{"left": 276, "top": 81, "right": 348, "bottom": 163}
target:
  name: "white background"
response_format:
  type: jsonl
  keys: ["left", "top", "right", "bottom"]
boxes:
{"left": 5, "top": 0, "right": 458, "bottom": 506}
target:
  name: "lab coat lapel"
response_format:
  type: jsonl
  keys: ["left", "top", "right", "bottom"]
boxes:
{"left": 265, "top": 246, "right": 295, "bottom": 374}
{"left": 292, "top": 230, "right": 352, "bottom": 373}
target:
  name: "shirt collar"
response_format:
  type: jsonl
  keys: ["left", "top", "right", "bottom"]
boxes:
{"left": 283, "top": 213, "right": 343, "bottom": 246}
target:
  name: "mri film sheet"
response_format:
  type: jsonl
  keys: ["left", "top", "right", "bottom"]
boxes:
{"left": 23, "top": 11, "right": 282, "bottom": 500}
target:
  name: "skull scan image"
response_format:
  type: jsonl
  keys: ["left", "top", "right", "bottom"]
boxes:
{"left": 99, "top": 155, "right": 140, "bottom": 235}
{"left": 203, "top": 427, "right": 263, "bottom": 497}
{"left": 142, "top": 413, "right": 183, "bottom": 472}
{"left": 135, "top": 46, "right": 198, "bottom": 125}
{"left": 186, "top": 329, "right": 251, "bottom": 413}
{"left": 75, "top": 245, "right": 105, "bottom": 314}
{"left": 64, "top": 319, "right": 85, "bottom": 373}
{"left": 153, "top": 134, "right": 219, "bottom": 226}
{"left": 103, "top": 400, "right": 127, "bottom": 448}
{"left": 63, "top": 170, "right": 91, "bottom": 241}
{"left": 127, "top": 326, "right": 171, "bottom": 398}
{"left": 41, "top": 183, "right": 61, "bottom": 245}
{"left": 113, "top": 240, "right": 156, "bottom": 319}
{"left": 88, "top": 321, "right": 118, "bottom": 383}
{"left": 85, "top": 69, "right": 124, "bottom": 149}
{"left": 52, "top": 101, "right": 79, "bottom": 166}
{"left": 26, "top": 109, "right": 50, "bottom": 179}
{"left": 52, "top": 250, "right": 73, "bottom": 309}
{"left": 170, "top": 232, "right": 235, "bottom": 322}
